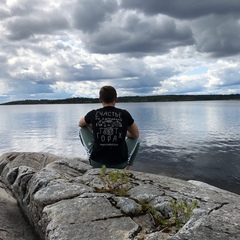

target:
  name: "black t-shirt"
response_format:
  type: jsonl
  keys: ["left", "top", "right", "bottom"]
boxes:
{"left": 84, "top": 106, "right": 134, "bottom": 164}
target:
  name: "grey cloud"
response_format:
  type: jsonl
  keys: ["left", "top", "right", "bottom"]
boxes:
{"left": 120, "top": 0, "right": 240, "bottom": 58}
{"left": 1, "top": 0, "right": 240, "bottom": 103}
{"left": 66, "top": 58, "right": 176, "bottom": 95}
{"left": 216, "top": 67, "right": 240, "bottom": 87}
{"left": 0, "top": 54, "right": 7, "bottom": 65}
{"left": 194, "top": 15, "right": 240, "bottom": 57}
{"left": 10, "top": 68, "right": 57, "bottom": 85}
{"left": 29, "top": 37, "right": 73, "bottom": 57}
{"left": 73, "top": 0, "right": 118, "bottom": 33}
{"left": 7, "top": 4, "right": 33, "bottom": 17}
{"left": 6, "top": 0, "right": 51, "bottom": 16}
{"left": 83, "top": 14, "right": 195, "bottom": 56}
{"left": 112, "top": 65, "right": 177, "bottom": 95}
{"left": 6, "top": 13, "right": 69, "bottom": 41}
{"left": 23, "top": 83, "right": 53, "bottom": 94}
{"left": 58, "top": 63, "right": 126, "bottom": 82}
{"left": 76, "top": 0, "right": 240, "bottom": 58}
{"left": 0, "top": 53, "right": 11, "bottom": 80}
{"left": 170, "top": 83, "right": 207, "bottom": 95}
{"left": 0, "top": 8, "right": 11, "bottom": 19}
{"left": 0, "top": 78, "right": 53, "bottom": 100}
{"left": 121, "top": 0, "right": 240, "bottom": 19}
{"left": 112, "top": 77, "right": 160, "bottom": 96}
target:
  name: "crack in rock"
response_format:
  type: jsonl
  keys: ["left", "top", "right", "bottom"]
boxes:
{"left": 208, "top": 202, "right": 229, "bottom": 215}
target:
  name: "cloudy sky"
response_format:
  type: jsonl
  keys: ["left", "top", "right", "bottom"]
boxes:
{"left": 1, "top": 0, "right": 240, "bottom": 103}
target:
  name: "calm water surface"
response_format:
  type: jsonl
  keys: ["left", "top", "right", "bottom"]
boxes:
{"left": 0, "top": 101, "right": 239, "bottom": 194}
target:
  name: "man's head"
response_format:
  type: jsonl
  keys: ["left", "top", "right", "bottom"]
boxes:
{"left": 99, "top": 86, "right": 117, "bottom": 104}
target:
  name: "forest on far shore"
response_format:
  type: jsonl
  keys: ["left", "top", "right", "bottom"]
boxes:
{"left": 1, "top": 94, "right": 240, "bottom": 105}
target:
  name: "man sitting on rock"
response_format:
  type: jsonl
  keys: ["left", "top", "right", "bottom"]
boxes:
{"left": 78, "top": 86, "right": 140, "bottom": 170}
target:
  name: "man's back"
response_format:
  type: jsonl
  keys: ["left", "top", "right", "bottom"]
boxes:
{"left": 79, "top": 85, "right": 139, "bottom": 169}
{"left": 85, "top": 106, "right": 134, "bottom": 164}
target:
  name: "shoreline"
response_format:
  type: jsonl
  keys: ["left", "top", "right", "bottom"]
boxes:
{"left": 1, "top": 94, "right": 240, "bottom": 105}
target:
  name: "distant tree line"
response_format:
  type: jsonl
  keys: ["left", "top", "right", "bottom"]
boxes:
{"left": 117, "top": 94, "right": 240, "bottom": 102}
{"left": 1, "top": 94, "right": 240, "bottom": 105}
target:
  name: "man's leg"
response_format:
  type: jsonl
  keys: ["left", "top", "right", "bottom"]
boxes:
{"left": 126, "top": 137, "right": 140, "bottom": 168}
{"left": 79, "top": 126, "right": 94, "bottom": 159}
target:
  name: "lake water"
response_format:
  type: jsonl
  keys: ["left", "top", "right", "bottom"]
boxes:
{"left": 0, "top": 101, "right": 239, "bottom": 195}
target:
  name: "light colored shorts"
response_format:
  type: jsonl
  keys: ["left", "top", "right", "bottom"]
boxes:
{"left": 79, "top": 126, "right": 140, "bottom": 169}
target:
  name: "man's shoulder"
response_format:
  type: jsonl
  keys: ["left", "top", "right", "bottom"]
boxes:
{"left": 114, "top": 107, "right": 128, "bottom": 112}
{"left": 86, "top": 109, "right": 97, "bottom": 116}
{"left": 115, "top": 108, "right": 133, "bottom": 118}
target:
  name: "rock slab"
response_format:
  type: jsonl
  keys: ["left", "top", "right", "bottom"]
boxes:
{"left": 0, "top": 179, "right": 38, "bottom": 240}
{"left": 0, "top": 152, "right": 240, "bottom": 240}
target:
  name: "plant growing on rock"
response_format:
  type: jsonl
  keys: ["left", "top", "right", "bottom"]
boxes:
{"left": 98, "top": 165, "right": 132, "bottom": 196}
{"left": 97, "top": 166, "right": 198, "bottom": 233}
{"left": 139, "top": 202, "right": 170, "bottom": 228}
{"left": 168, "top": 199, "right": 198, "bottom": 227}
{"left": 138, "top": 199, "right": 198, "bottom": 232}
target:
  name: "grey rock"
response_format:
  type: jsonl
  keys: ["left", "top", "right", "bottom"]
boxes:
{"left": 34, "top": 179, "right": 93, "bottom": 209}
{"left": 0, "top": 181, "right": 38, "bottom": 240}
{"left": 41, "top": 197, "right": 139, "bottom": 240}
{"left": 145, "top": 232, "right": 171, "bottom": 240}
{"left": 0, "top": 152, "right": 240, "bottom": 240}
{"left": 128, "top": 185, "right": 165, "bottom": 202}
{"left": 113, "top": 196, "right": 142, "bottom": 214}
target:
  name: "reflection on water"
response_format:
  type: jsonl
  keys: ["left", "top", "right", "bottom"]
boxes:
{"left": 0, "top": 101, "right": 240, "bottom": 194}
{"left": 120, "top": 101, "right": 240, "bottom": 195}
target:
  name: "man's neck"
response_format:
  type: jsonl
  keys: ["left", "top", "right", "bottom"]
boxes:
{"left": 102, "top": 102, "right": 115, "bottom": 107}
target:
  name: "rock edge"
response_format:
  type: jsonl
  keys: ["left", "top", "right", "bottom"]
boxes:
{"left": 0, "top": 152, "right": 240, "bottom": 240}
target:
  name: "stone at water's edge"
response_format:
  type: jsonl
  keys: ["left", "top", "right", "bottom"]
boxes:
{"left": 0, "top": 152, "right": 240, "bottom": 240}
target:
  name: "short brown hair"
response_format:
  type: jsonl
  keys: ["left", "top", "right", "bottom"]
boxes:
{"left": 99, "top": 86, "right": 117, "bottom": 103}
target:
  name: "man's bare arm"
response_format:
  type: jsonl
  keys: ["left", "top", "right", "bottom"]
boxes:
{"left": 79, "top": 117, "right": 88, "bottom": 127}
{"left": 127, "top": 122, "right": 139, "bottom": 138}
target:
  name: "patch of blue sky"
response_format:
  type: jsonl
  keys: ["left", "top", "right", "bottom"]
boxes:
{"left": 57, "top": 36, "right": 83, "bottom": 49}
{"left": 58, "top": 36, "right": 70, "bottom": 42}
{"left": 181, "top": 67, "right": 208, "bottom": 76}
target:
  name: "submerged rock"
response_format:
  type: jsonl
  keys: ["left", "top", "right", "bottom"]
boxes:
{"left": 0, "top": 152, "right": 239, "bottom": 240}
